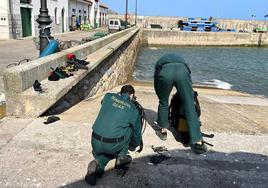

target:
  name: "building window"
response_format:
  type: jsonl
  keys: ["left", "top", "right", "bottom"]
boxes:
{"left": 79, "top": 10, "right": 81, "bottom": 13}
{"left": 72, "top": 9, "right": 75, "bottom": 13}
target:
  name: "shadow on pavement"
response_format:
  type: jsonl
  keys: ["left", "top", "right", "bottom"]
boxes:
{"left": 143, "top": 108, "right": 159, "bottom": 131}
{"left": 63, "top": 149, "right": 268, "bottom": 188}
{"left": 144, "top": 108, "right": 179, "bottom": 135}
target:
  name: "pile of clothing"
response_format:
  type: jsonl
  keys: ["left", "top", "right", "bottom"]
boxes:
{"left": 33, "top": 53, "right": 90, "bottom": 93}
{"left": 48, "top": 53, "right": 89, "bottom": 81}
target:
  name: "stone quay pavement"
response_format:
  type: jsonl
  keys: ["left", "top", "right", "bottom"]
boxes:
{"left": 0, "top": 28, "right": 107, "bottom": 93}
{"left": 0, "top": 83, "right": 267, "bottom": 188}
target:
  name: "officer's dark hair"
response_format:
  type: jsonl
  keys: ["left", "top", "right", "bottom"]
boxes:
{"left": 120, "top": 85, "right": 135, "bottom": 95}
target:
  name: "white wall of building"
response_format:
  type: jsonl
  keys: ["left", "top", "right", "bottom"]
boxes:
{"left": 33, "top": 0, "right": 69, "bottom": 36}
{"left": 89, "top": 0, "right": 100, "bottom": 27}
{"left": 1, "top": 0, "right": 69, "bottom": 39}
{"left": 0, "top": 0, "right": 10, "bottom": 39}
{"left": 1, "top": 0, "right": 108, "bottom": 39}
{"left": 100, "top": 6, "right": 108, "bottom": 26}
{"left": 69, "top": 0, "right": 91, "bottom": 29}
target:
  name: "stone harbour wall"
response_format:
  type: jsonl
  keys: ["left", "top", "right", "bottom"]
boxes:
{"left": 141, "top": 29, "right": 268, "bottom": 46}
{"left": 108, "top": 14, "right": 267, "bottom": 33}
{"left": 44, "top": 31, "right": 141, "bottom": 115}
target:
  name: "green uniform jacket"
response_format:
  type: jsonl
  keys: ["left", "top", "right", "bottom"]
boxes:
{"left": 92, "top": 93, "right": 142, "bottom": 148}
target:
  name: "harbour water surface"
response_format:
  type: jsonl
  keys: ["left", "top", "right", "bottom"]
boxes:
{"left": 133, "top": 47, "right": 268, "bottom": 97}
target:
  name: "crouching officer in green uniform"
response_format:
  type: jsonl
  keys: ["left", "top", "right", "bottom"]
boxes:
{"left": 154, "top": 53, "right": 207, "bottom": 154}
{"left": 85, "top": 85, "right": 142, "bottom": 185}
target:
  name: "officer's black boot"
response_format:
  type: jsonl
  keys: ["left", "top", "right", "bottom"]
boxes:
{"left": 155, "top": 128, "right": 167, "bottom": 141}
{"left": 85, "top": 160, "right": 99, "bottom": 186}
{"left": 191, "top": 141, "right": 208, "bottom": 154}
{"left": 115, "top": 155, "right": 132, "bottom": 169}
{"left": 115, "top": 155, "right": 132, "bottom": 177}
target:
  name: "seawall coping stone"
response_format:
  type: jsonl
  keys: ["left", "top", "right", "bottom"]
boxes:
{"left": 142, "top": 29, "right": 268, "bottom": 46}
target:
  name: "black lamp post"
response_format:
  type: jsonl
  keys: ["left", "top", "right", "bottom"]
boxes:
{"left": 125, "top": 0, "right": 128, "bottom": 28}
{"left": 36, "top": 0, "right": 53, "bottom": 54}
{"left": 135, "top": 0, "right": 137, "bottom": 25}
{"left": 265, "top": 14, "right": 268, "bottom": 27}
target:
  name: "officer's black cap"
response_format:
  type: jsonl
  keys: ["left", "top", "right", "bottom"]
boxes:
{"left": 120, "top": 85, "right": 135, "bottom": 95}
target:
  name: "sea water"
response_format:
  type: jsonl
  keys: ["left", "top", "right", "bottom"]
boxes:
{"left": 133, "top": 46, "right": 268, "bottom": 97}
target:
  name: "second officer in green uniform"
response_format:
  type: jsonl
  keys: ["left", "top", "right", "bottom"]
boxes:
{"left": 154, "top": 53, "right": 207, "bottom": 154}
{"left": 85, "top": 85, "right": 142, "bottom": 185}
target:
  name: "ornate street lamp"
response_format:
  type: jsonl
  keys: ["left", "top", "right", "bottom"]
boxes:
{"left": 36, "top": 0, "right": 53, "bottom": 54}
{"left": 264, "top": 14, "right": 268, "bottom": 26}
{"left": 251, "top": 14, "right": 256, "bottom": 20}
{"left": 135, "top": 0, "right": 137, "bottom": 25}
{"left": 125, "top": 0, "right": 128, "bottom": 28}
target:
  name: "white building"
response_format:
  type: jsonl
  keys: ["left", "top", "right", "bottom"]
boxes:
{"left": 0, "top": 0, "right": 108, "bottom": 40}
{"left": 69, "top": 0, "right": 92, "bottom": 29}
{"left": 0, "top": 0, "right": 69, "bottom": 39}
{"left": 99, "top": 3, "right": 108, "bottom": 27}
{"left": 68, "top": 0, "right": 108, "bottom": 29}
{"left": 0, "top": 0, "right": 10, "bottom": 39}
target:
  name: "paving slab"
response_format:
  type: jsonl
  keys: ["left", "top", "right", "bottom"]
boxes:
{"left": 0, "top": 117, "right": 33, "bottom": 149}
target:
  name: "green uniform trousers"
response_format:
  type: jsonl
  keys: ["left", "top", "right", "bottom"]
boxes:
{"left": 91, "top": 129, "right": 132, "bottom": 171}
{"left": 154, "top": 63, "right": 202, "bottom": 144}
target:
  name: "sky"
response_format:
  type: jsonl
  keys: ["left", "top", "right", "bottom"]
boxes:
{"left": 101, "top": 0, "right": 268, "bottom": 20}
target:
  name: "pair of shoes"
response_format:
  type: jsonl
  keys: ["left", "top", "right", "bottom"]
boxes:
{"left": 77, "top": 59, "right": 89, "bottom": 65}
{"left": 85, "top": 160, "right": 99, "bottom": 186}
{"left": 155, "top": 129, "right": 167, "bottom": 141}
{"left": 67, "top": 59, "right": 89, "bottom": 70}
{"left": 33, "top": 80, "right": 43, "bottom": 92}
{"left": 115, "top": 155, "right": 132, "bottom": 177}
{"left": 115, "top": 155, "right": 132, "bottom": 169}
{"left": 191, "top": 141, "right": 208, "bottom": 154}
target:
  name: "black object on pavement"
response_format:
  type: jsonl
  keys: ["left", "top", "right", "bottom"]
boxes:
{"left": 150, "top": 155, "right": 171, "bottom": 165}
{"left": 116, "top": 165, "right": 129, "bottom": 177}
{"left": 151, "top": 146, "right": 168, "bottom": 153}
{"left": 44, "top": 116, "right": 60, "bottom": 124}
{"left": 150, "top": 145, "right": 171, "bottom": 165}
